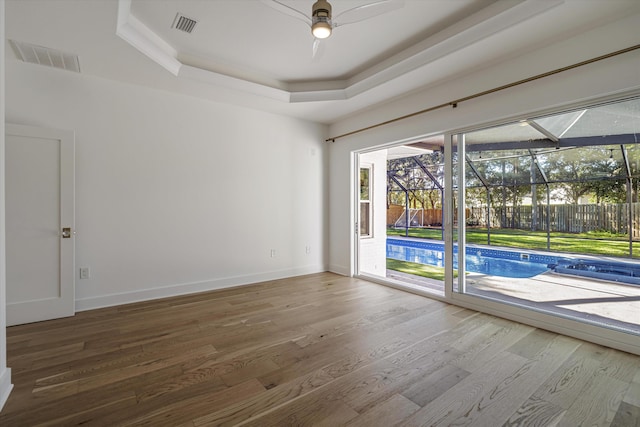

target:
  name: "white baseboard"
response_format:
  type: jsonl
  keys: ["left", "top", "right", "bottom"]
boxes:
{"left": 0, "top": 367, "right": 13, "bottom": 412}
{"left": 328, "top": 264, "right": 350, "bottom": 276}
{"left": 75, "top": 265, "right": 327, "bottom": 312}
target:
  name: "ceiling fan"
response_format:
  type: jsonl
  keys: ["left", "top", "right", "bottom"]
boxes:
{"left": 261, "top": 0, "right": 405, "bottom": 58}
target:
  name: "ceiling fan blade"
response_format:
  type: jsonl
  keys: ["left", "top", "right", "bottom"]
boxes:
{"left": 333, "top": 0, "right": 404, "bottom": 28}
{"left": 260, "top": 0, "right": 311, "bottom": 26}
{"left": 312, "top": 38, "right": 326, "bottom": 61}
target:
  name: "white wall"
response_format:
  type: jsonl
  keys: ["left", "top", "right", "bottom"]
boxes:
{"left": 0, "top": 0, "right": 13, "bottom": 412}
{"left": 358, "top": 149, "right": 388, "bottom": 278}
{"left": 328, "top": 13, "right": 640, "bottom": 275}
{"left": 6, "top": 60, "right": 328, "bottom": 310}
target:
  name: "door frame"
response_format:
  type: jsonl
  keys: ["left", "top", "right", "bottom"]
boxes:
{"left": 351, "top": 130, "right": 640, "bottom": 355}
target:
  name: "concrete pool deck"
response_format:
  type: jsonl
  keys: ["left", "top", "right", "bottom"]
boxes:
{"left": 385, "top": 236, "right": 640, "bottom": 333}
{"left": 386, "top": 269, "right": 640, "bottom": 334}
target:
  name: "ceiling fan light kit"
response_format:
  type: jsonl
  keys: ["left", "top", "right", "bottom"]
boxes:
{"left": 311, "top": 0, "right": 332, "bottom": 39}
{"left": 263, "top": 0, "right": 404, "bottom": 57}
{"left": 312, "top": 21, "right": 332, "bottom": 39}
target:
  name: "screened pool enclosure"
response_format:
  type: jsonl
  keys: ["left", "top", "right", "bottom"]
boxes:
{"left": 388, "top": 97, "right": 640, "bottom": 257}
{"left": 363, "top": 96, "right": 640, "bottom": 336}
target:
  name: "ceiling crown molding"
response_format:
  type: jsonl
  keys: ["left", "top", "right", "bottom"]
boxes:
{"left": 116, "top": 0, "right": 563, "bottom": 104}
{"left": 116, "top": 0, "right": 182, "bottom": 76}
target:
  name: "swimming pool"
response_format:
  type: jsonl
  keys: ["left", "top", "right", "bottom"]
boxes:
{"left": 387, "top": 238, "right": 640, "bottom": 284}
{"left": 387, "top": 239, "right": 550, "bottom": 278}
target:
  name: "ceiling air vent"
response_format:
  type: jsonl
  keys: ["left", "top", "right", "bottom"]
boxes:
{"left": 9, "top": 40, "right": 80, "bottom": 73}
{"left": 172, "top": 13, "right": 197, "bottom": 33}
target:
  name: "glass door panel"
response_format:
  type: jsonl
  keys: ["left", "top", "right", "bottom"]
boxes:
{"left": 454, "top": 97, "right": 640, "bottom": 335}
{"left": 358, "top": 140, "right": 448, "bottom": 297}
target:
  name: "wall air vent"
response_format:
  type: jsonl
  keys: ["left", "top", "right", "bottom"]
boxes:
{"left": 9, "top": 40, "right": 81, "bottom": 73}
{"left": 172, "top": 13, "right": 197, "bottom": 33}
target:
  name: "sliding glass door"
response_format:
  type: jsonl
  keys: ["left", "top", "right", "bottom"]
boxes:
{"left": 354, "top": 96, "right": 640, "bottom": 351}
{"left": 357, "top": 140, "right": 448, "bottom": 297}
{"left": 452, "top": 97, "right": 640, "bottom": 336}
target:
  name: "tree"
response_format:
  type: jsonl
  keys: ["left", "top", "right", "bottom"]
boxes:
{"left": 387, "top": 152, "right": 445, "bottom": 210}
{"left": 540, "top": 146, "right": 625, "bottom": 204}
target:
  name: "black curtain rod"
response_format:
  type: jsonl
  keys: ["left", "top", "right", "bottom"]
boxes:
{"left": 326, "top": 44, "right": 640, "bottom": 143}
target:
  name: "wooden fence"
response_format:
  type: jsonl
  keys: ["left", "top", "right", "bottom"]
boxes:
{"left": 387, "top": 204, "right": 467, "bottom": 228}
{"left": 389, "top": 203, "right": 640, "bottom": 236}
{"left": 469, "top": 203, "right": 640, "bottom": 236}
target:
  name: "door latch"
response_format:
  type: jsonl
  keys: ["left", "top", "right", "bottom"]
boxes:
{"left": 62, "top": 227, "right": 72, "bottom": 238}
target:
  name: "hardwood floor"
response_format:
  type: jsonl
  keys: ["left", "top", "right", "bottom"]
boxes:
{"left": 1, "top": 272, "right": 639, "bottom": 426}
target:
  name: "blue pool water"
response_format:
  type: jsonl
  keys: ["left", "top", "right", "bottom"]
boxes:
{"left": 387, "top": 238, "right": 640, "bottom": 284}
{"left": 387, "top": 241, "right": 549, "bottom": 278}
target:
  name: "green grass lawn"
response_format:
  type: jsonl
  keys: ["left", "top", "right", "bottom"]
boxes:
{"left": 386, "top": 258, "right": 455, "bottom": 281}
{"left": 387, "top": 227, "right": 636, "bottom": 258}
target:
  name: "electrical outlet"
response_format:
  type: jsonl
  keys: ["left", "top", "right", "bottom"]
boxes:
{"left": 306, "top": 245, "right": 311, "bottom": 254}
{"left": 79, "top": 267, "right": 90, "bottom": 279}
{"left": 270, "top": 249, "right": 276, "bottom": 258}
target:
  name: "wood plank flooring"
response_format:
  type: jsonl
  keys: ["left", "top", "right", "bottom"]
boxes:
{"left": 1, "top": 272, "right": 639, "bottom": 426}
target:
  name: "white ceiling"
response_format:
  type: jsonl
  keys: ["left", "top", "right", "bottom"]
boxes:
{"left": 5, "top": 0, "right": 640, "bottom": 124}
{"left": 130, "top": 0, "right": 495, "bottom": 84}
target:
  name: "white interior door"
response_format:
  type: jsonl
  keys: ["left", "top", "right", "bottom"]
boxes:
{"left": 5, "top": 124, "right": 75, "bottom": 326}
